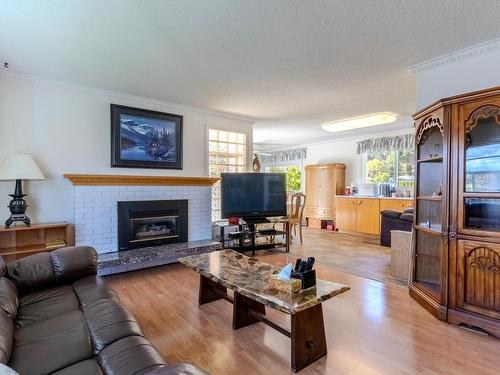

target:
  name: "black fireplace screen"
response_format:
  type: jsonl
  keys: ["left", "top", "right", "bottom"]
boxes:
{"left": 118, "top": 200, "right": 188, "bottom": 251}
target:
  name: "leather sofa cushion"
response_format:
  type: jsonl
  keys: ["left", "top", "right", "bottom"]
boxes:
{"left": 73, "top": 276, "right": 119, "bottom": 308}
{"left": 84, "top": 299, "right": 143, "bottom": 354}
{"left": 381, "top": 210, "right": 402, "bottom": 219}
{"left": 51, "top": 246, "right": 97, "bottom": 284}
{"left": 400, "top": 213, "right": 414, "bottom": 222}
{"left": 9, "top": 311, "right": 93, "bottom": 375}
{"left": 0, "top": 278, "right": 18, "bottom": 320}
{"left": 51, "top": 359, "right": 103, "bottom": 375}
{"left": 98, "top": 336, "right": 166, "bottom": 375}
{"left": 0, "top": 311, "right": 13, "bottom": 365}
{"left": 16, "top": 285, "right": 79, "bottom": 328}
{"left": 6, "top": 253, "right": 56, "bottom": 295}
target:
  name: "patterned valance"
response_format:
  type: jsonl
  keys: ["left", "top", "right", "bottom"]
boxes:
{"left": 356, "top": 133, "right": 414, "bottom": 154}
{"left": 261, "top": 147, "right": 307, "bottom": 164}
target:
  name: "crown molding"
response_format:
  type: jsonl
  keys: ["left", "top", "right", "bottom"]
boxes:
{"left": 408, "top": 37, "right": 500, "bottom": 74}
{"left": 0, "top": 70, "right": 255, "bottom": 124}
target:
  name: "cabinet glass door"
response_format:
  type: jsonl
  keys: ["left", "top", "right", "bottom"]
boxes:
{"left": 414, "top": 230, "right": 443, "bottom": 300}
{"left": 465, "top": 117, "right": 500, "bottom": 192}
{"left": 413, "top": 114, "right": 446, "bottom": 304}
{"left": 463, "top": 113, "right": 500, "bottom": 233}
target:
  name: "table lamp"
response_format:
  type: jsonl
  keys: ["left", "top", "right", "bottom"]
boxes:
{"left": 0, "top": 154, "right": 45, "bottom": 228}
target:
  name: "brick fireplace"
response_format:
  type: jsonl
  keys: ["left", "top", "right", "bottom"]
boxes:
{"left": 65, "top": 174, "right": 219, "bottom": 255}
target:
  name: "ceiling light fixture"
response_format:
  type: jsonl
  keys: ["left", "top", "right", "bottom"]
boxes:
{"left": 321, "top": 112, "right": 397, "bottom": 133}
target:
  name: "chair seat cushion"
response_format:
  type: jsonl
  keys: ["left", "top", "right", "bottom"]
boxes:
{"left": 98, "top": 336, "right": 166, "bottom": 375}
{"left": 51, "top": 359, "right": 103, "bottom": 375}
{"left": 16, "top": 285, "right": 79, "bottom": 328}
{"left": 9, "top": 311, "right": 93, "bottom": 375}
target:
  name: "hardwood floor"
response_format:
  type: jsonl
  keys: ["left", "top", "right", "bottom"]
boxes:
{"left": 107, "top": 234, "right": 500, "bottom": 375}
{"left": 289, "top": 228, "right": 405, "bottom": 286}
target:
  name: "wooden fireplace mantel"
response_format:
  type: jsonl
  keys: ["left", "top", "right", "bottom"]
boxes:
{"left": 63, "top": 174, "right": 220, "bottom": 186}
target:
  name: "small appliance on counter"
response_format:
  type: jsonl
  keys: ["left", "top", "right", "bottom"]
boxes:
{"left": 378, "top": 183, "right": 392, "bottom": 197}
{"left": 357, "top": 183, "right": 378, "bottom": 196}
{"left": 350, "top": 182, "right": 358, "bottom": 195}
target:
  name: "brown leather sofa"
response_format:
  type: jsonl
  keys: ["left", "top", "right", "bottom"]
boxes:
{"left": 0, "top": 246, "right": 208, "bottom": 375}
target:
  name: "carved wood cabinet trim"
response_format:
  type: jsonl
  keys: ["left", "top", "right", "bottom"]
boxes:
{"left": 465, "top": 104, "right": 500, "bottom": 133}
{"left": 416, "top": 115, "right": 444, "bottom": 144}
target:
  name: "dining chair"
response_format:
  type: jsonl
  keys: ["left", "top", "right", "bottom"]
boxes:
{"left": 289, "top": 192, "right": 306, "bottom": 243}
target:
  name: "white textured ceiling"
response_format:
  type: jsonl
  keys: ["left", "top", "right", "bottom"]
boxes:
{"left": 2, "top": 0, "right": 500, "bottom": 146}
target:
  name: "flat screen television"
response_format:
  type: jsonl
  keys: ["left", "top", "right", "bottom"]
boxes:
{"left": 221, "top": 173, "right": 287, "bottom": 220}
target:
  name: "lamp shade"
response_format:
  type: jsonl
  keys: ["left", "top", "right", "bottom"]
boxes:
{"left": 0, "top": 154, "right": 45, "bottom": 180}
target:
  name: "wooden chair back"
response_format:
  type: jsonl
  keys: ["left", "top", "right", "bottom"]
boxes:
{"left": 290, "top": 192, "right": 306, "bottom": 221}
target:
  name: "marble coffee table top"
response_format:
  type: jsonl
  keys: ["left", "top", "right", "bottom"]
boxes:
{"left": 179, "top": 249, "right": 350, "bottom": 314}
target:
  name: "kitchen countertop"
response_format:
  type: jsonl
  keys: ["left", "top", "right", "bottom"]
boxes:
{"left": 336, "top": 195, "right": 414, "bottom": 200}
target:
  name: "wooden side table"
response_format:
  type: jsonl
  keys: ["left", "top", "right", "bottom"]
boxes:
{"left": 0, "top": 222, "right": 74, "bottom": 262}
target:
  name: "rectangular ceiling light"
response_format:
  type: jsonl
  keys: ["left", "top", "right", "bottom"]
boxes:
{"left": 321, "top": 112, "right": 397, "bottom": 133}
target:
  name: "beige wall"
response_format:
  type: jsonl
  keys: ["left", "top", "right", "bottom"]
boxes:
{"left": 0, "top": 74, "right": 253, "bottom": 223}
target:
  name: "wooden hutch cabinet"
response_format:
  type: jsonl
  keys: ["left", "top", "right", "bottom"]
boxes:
{"left": 412, "top": 86, "right": 500, "bottom": 337}
{"left": 304, "top": 163, "right": 345, "bottom": 225}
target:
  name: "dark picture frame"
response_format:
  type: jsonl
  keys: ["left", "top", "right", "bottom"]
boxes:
{"left": 110, "top": 104, "right": 183, "bottom": 169}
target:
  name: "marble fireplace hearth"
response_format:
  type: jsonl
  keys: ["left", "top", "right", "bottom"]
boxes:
{"left": 97, "top": 239, "right": 221, "bottom": 276}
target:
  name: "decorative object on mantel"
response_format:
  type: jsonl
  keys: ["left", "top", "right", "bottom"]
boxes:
{"left": 110, "top": 104, "right": 183, "bottom": 169}
{"left": 0, "top": 154, "right": 45, "bottom": 228}
{"left": 252, "top": 154, "right": 261, "bottom": 172}
{"left": 63, "top": 174, "right": 219, "bottom": 186}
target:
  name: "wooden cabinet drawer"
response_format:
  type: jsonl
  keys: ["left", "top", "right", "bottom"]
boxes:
{"left": 306, "top": 207, "right": 334, "bottom": 219}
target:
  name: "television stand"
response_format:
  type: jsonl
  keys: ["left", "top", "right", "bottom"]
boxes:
{"left": 213, "top": 217, "right": 290, "bottom": 255}
{"left": 241, "top": 217, "right": 270, "bottom": 225}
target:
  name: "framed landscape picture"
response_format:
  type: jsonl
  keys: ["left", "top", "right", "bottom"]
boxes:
{"left": 110, "top": 104, "right": 183, "bottom": 169}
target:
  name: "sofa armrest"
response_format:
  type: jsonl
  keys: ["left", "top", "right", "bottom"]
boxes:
{"left": 146, "top": 364, "right": 210, "bottom": 375}
{"left": 5, "top": 246, "right": 97, "bottom": 295}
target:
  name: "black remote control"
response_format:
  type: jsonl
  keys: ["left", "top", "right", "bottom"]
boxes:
{"left": 305, "top": 257, "right": 315, "bottom": 271}
{"left": 298, "top": 260, "right": 307, "bottom": 273}
{"left": 294, "top": 258, "right": 302, "bottom": 271}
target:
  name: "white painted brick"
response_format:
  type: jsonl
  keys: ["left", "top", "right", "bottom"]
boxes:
{"left": 72, "top": 184, "right": 212, "bottom": 254}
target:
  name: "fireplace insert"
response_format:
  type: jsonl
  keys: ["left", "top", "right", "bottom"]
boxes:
{"left": 118, "top": 200, "right": 188, "bottom": 250}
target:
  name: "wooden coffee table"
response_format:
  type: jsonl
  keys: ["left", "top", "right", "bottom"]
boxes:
{"left": 179, "top": 249, "right": 350, "bottom": 372}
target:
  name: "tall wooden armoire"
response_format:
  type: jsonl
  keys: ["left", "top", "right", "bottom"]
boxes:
{"left": 411, "top": 86, "right": 500, "bottom": 337}
{"left": 304, "top": 163, "right": 346, "bottom": 225}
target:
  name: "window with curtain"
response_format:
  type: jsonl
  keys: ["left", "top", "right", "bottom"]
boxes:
{"left": 366, "top": 149, "right": 415, "bottom": 187}
{"left": 357, "top": 133, "right": 415, "bottom": 188}
{"left": 208, "top": 129, "right": 247, "bottom": 221}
